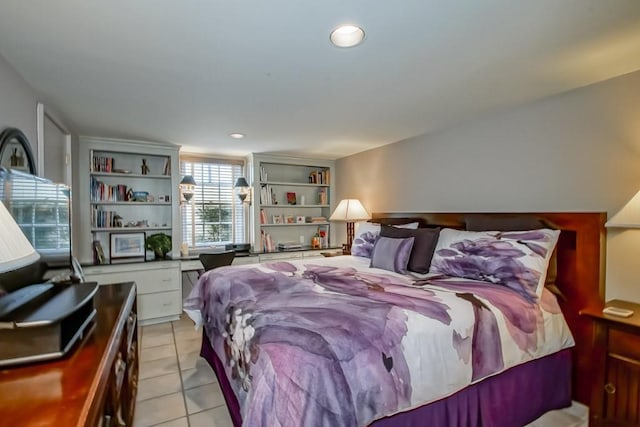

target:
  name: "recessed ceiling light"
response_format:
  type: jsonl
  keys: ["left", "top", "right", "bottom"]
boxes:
{"left": 229, "top": 133, "right": 245, "bottom": 139}
{"left": 330, "top": 25, "right": 365, "bottom": 48}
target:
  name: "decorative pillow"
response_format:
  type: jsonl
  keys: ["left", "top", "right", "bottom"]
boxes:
{"left": 370, "top": 236, "right": 415, "bottom": 274}
{"left": 380, "top": 225, "right": 441, "bottom": 273}
{"left": 429, "top": 228, "right": 560, "bottom": 301}
{"left": 465, "top": 215, "right": 559, "bottom": 291}
{"left": 351, "top": 222, "right": 419, "bottom": 258}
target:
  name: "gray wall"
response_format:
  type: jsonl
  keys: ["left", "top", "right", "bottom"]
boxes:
{"left": 337, "top": 69, "right": 640, "bottom": 302}
{"left": 0, "top": 54, "right": 39, "bottom": 158}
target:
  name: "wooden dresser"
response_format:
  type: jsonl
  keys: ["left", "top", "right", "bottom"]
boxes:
{"left": 0, "top": 282, "right": 138, "bottom": 426}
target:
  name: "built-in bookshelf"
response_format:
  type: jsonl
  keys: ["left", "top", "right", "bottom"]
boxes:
{"left": 249, "top": 154, "right": 335, "bottom": 253}
{"left": 76, "top": 137, "right": 180, "bottom": 265}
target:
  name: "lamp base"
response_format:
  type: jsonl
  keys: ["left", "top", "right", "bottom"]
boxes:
{"left": 341, "top": 243, "right": 351, "bottom": 255}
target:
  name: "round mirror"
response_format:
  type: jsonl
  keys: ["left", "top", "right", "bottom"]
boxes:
{"left": 0, "top": 127, "right": 37, "bottom": 175}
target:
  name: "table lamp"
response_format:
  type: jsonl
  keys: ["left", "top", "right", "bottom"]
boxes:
{"left": 0, "top": 201, "right": 40, "bottom": 276}
{"left": 329, "top": 199, "right": 369, "bottom": 254}
{"left": 606, "top": 190, "right": 640, "bottom": 228}
{"left": 0, "top": 201, "right": 40, "bottom": 296}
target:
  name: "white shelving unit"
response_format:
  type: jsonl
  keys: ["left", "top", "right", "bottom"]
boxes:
{"left": 76, "top": 137, "right": 182, "bottom": 324}
{"left": 248, "top": 154, "right": 335, "bottom": 253}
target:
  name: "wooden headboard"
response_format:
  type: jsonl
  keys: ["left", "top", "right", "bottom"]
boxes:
{"left": 371, "top": 211, "right": 606, "bottom": 405}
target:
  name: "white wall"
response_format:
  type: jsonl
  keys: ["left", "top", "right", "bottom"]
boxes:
{"left": 0, "top": 54, "right": 39, "bottom": 158}
{"left": 337, "top": 69, "right": 640, "bottom": 302}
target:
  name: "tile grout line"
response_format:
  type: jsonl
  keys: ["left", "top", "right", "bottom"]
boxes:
{"left": 173, "top": 320, "right": 192, "bottom": 427}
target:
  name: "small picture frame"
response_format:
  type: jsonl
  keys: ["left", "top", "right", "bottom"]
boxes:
{"left": 110, "top": 232, "right": 146, "bottom": 261}
{"left": 286, "top": 192, "right": 297, "bottom": 205}
{"left": 296, "top": 215, "right": 306, "bottom": 224}
{"left": 285, "top": 215, "right": 295, "bottom": 224}
{"left": 273, "top": 214, "right": 283, "bottom": 224}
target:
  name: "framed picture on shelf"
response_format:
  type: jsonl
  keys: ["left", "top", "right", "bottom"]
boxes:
{"left": 296, "top": 215, "right": 306, "bottom": 224}
{"left": 285, "top": 215, "right": 294, "bottom": 224}
{"left": 110, "top": 232, "right": 146, "bottom": 261}
{"left": 286, "top": 192, "right": 297, "bottom": 205}
{"left": 273, "top": 214, "right": 283, "bottom": 224}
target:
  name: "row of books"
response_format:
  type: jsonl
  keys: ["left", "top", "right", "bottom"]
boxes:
{"left": 261, "top": 230, "right": 275, "bottom": 252}
{"left": 91, "top": 178, "right": 129, "bottom": 202}
{"left": 93, "top": 156, "right": 115, "bottom": 173}
{"left": 260, "top": 184, "right": 277, "bottom": 204}
{"left": 91, "top": 207, "right": 121, "bottom": 228}
{"left": 309, "top": 169, "right": 330, "bottom": 184}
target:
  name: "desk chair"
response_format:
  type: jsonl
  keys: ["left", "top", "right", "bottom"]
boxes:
{"left": 199, "top": 251, "right": 235, "bottom": 272}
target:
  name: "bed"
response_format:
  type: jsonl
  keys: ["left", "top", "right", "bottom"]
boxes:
{"left": 184, "top": 212, "right": 605, "bottom": 427}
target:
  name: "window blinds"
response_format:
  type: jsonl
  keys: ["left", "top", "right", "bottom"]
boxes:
{"left": 180, "top": 157, "right": 245, "bottom": 247}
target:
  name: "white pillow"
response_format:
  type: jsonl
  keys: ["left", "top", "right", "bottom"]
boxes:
{"left": 351, "top": 222, "right": 419, "bottom": 258}
{"left": 429, "top": 228, "right": 560, "bottom": 301}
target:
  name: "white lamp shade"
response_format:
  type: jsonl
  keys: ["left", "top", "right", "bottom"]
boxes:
{"left": 606, "top": 190, "right": 640, "bottom": 228}
{"left": 0, "top": 201, "right": 40, "bottom": 273}
{"left": 329, "top": 199, "right": 369, "bottom": 222}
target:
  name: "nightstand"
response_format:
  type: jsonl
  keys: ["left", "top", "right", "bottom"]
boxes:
{"left": 580, "top": 299, "right": 640, "bottom": 427}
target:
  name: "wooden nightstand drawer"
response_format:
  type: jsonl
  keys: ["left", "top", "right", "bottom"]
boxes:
{"left": 609, "top": 328, "right": 640, "bottom": 360}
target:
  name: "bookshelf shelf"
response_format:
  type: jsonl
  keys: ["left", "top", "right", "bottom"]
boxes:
{"left": 90, "top": 201, "right": 172, "bottom": 206}
{"left": 250, "top": 154, "right": 334, "bottom": 253}
{"left": 260, "top": 222, "right": 330, "bottom": 227}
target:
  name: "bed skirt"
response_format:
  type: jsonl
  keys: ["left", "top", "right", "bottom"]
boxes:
{"left": 200, "top": 331, "right": 572, "bottom": 427}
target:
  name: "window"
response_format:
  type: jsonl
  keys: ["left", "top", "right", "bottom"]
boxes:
{"left": 0, "top": 169, "right": 71, "bottom": 264}
{"left": 180, "top": 156, "right": 245, "bottom": 247}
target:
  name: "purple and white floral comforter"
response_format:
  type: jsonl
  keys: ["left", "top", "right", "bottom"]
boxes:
{"left": 184, "top": 256, "right": 574, "bottom": 427}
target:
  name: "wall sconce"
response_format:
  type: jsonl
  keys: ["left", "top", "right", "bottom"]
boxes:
{"left": 235, "top": 177, "right": 251, "bottom": 205}
{"left": 329, "top": 199, "right": 370, "bottom": 254}
{"left": 179, "top": 175, "right": 196, "bottom": 202}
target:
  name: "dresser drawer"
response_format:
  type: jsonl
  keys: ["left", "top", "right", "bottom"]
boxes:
{"left": 138, "top": 291, "right": 181, "bottom": 321}
{"left": 609, "top": 328, "right": 640, "bottom": 360}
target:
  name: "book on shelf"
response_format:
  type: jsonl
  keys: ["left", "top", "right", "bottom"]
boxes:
{"left": 260, "top": 166, "right": 267, "bottom": 182}
{"left": 311, "top": 216, "right": 327, "bottom": 223}
{"left": 260, "top": 209, "right": 267, "bottom": 224}
{"left": 317, "top": 188, "right": 328, "bottom": 205}
{"left": 162, "top": 158, "right": 171, "bottom": 175}
{"left": 261, "top": 230, "right": 275, "bottom": 252}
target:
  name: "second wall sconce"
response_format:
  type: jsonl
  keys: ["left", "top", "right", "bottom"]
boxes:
{"left": 235, "top": 177, "right": 251, "bottom": 205}
{"left": 179, "top": 175, "right": 197, "bottom": 202}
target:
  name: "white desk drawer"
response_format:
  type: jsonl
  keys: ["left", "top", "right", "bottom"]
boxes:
{"left": 85, "top": 264, "right": 180, "bottom": 295}
{"left": 259, "top": 252, "right": 303, "bottom": 262}
{"left": 138, "top": 290, "right": 181, "bottom": 321}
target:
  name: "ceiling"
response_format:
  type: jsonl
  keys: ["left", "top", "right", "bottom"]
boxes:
{"left": 1, "top": 1, "right": 640, "bottom": 160}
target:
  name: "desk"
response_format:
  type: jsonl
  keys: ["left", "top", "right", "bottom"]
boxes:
{"left": 179, "top": 254, "right": 259, "bottom": 272}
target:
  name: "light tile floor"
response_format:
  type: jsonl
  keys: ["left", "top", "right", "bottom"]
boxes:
{"left": 135, "top": 315, "right": 588, "bottom": 427}
{"left": 134, "top": 315, "right": 233, "bottom": 427}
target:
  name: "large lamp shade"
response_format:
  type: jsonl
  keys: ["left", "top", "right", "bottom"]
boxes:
{"left": 329, "top": 199, "right": 369, "bottom": 254}
{"left": 606, "top": 190, "right": 640, "bottom": 228}
{"left": 0, "top": 201, "right": 40, "bottom": 274}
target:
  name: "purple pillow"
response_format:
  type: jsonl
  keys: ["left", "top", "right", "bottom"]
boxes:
{"left": 380, "top": 225, "right": 440, "bottom": 273}
{"left": 370, "top": 236, "right": 415, "bottom": 274}
{"left": 351, "top": 222, "right": 419, "bottom": 258}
